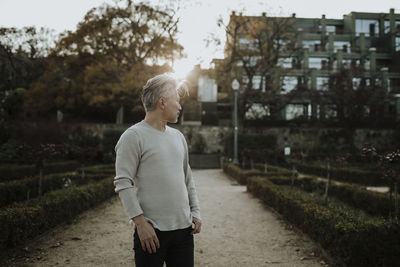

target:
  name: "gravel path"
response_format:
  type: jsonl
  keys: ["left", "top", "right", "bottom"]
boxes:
{"left": 4, "top": 169, "right": 328, "bottom": 266}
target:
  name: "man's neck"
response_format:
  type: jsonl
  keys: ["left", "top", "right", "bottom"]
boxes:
{"left": 144, "top": 113, "right": 167, "bottom": 132}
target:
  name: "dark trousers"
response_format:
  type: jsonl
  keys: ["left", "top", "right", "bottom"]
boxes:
{"left": 133, "top": 226, "right": 194, "bottom": 267}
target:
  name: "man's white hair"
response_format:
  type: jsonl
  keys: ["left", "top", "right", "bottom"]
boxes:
{"left": 141, "top": 73, "right": 189, "bottom": 112}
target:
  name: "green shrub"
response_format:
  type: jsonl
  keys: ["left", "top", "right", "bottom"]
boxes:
{"left": 102, "top": 129, "right": 124, "bottom": 162}
{"left": 68, "top": 128, "right": 100, "bottom": 148}
{"left": 0, "top": 124, "right": 10, "bottom": 146}
{"left": 253, "top": 163, "right": 294, "bottom": 176}
{"left": 0, "top": 177, "right": 114, "bottom": 251}
{"left": 0, "top": 168, "right": 113, "bottom": 208}
{"left": 223, "top": 163, "right": 296, "bottom": 185}
{"left": 223, "top": 163, "right": 265, "bottom": 185}
{"left": 82, "top": 164, "right": 115, "bottom": 175}
{"left": 247, "top": 176, "right": 400, "bottom": 266}
{"left": 289, "top": 161, "right": 384, "bottom": 186}
{"left": 224, "top": 133, "right": 277, "bottom": 159}
{"left": 0, "top": 161, "right": 80, "bottom": 182}
{"left": 227, "top": 163, "right": 392, "bottom": 218}
{"left": 263, "top": 175, "right": 392, "bottom": 218}
{"left": 0, "top": 173, "right": 71, "bottom": 208}
{"left": 0, "top": 139, "right": 22, "bottom": 162}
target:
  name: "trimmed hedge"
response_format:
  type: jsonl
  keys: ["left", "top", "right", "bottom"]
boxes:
{"left": 247, "top": 176, "right": 400, "bottom": 266}
{"left": 82, "top": 164, "right": 115, "bottom": 175}
{"left": 228, "top": 162, "right": 392, "bottom": 218}
{"left": 0, "top": 173, "right": 73, "bottom": 208}
{"left": 223, "top": 162, "right": 296, "bottom": 185}
{"left": 253, "top": 163, "right": 295, "bottom": 176}
{"left": 0, "top": 165, "right": 115, "bottom": 208}
{"left": 0, "top": 161, "right": 80, "bottom": 182}
{"left": 265, "top": 175, "right": 392, "bottom": 218}
{"left": 102, "top": 129, "right": 124, "bottom": 162}
{"left": 0, "top": 177, "right": 115, "bottom": 252}
{"left": 286, "top": 161, "right": 384, "bottom": 186}
{"left": 222, "top": 163, "right": 265, "bottom": 185}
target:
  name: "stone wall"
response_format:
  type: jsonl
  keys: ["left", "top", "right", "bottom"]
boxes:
{"left": 76, "top": 123, "right": 231, "bottom": 154}
{"left": 78, "top": 123, "right": 397, "bottom": 155}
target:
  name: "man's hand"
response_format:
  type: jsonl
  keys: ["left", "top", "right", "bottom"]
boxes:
{"left": 191, "top": 217, "right": 202, "bottom": 235}
{"left": 133, "top": 215, "right": 160, "bottom": 254}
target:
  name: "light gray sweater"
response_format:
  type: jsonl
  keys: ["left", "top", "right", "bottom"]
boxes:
{"left": 114, "top": 120, "right": 201, "bottom": 231}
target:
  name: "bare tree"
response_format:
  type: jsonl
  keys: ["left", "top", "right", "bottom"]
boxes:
{"left": 214, "top": 11, "right": 301, "bottom": 120}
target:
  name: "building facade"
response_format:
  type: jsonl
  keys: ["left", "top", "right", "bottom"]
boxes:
{"left": 221, "top": 8, "right": 400, "bottom": 124}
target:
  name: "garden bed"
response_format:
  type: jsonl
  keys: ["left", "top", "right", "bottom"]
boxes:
{"left": 223, "top": 163, "right": 400, "bottom": 266}
{"left": 0, "top": 176, "right": 115, "bottom": 252}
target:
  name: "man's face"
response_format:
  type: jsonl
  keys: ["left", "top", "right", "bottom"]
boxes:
{"left": 163, "top": 90, "right": 181, "bottom": 123}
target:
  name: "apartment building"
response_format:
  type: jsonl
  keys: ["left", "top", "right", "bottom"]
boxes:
{"left": 223, "top": 8, "right": 400, "bottom": 123}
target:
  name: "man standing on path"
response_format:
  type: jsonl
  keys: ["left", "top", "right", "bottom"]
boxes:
{"left": 114, "top": 73, "right": 201, "bottom": 267}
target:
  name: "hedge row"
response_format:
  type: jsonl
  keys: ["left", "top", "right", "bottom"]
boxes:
{"left": 82, "top": 164, "right": 115, "bottom": 175}
{"left": 253, "top": 163, "right": 295, "bottom": 176}
{"left": 0, "top": 172, "right": 74, "bottom": 208}
{"left": 286, "top": 161, "right": 383, "bottom": 186}
{"left": 0, "top": 166, "right": 115, "bottom": 208}
{"left": 227, "top": 161, "right": 392, "bottom": 219}
{"left": 222, "top": 163, "right": 265, "bottom": 185}
{"left": 266, "top": 175, "right": 392, "bottom": 218}
{"left": 0, "top": 161, "right": 80, "bottom": 182}
{"left": 0, "top": 177, "right": 115, "bottom": 252}
{"left": 247, "top": 176, "right": 400, "bottom": 266}
{"left": 222, "top": 162, "right": 296, "bottom": 185}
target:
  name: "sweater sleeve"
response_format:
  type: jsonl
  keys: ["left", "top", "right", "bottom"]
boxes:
{"left": 182, "top": 134, "right": 201, "bottom": 220}
{"left": 114, "top": 129, "right": 144, "bottom": 222}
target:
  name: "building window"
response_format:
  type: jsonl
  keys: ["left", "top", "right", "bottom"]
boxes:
{"left": 302, "top": 40, "right": 321, "bottom": 52}
{"left": 309, "top": 57, "right": 329, "bottom": 69}
{"left": 389, "top": 78, "right": 400, "bottom": 92}
{"left": 326, "top": 25, "right": 336, "bottom": 34}
{"left": 252, "top": 75, "right": 263, "bottom": 90}
{"left": 333, "top": 41, "right": 351, "bottom": 52}
{"left": 318, "top": 25, "right": 336, "bottom": 35}
{"left": 274, "top": 39, "right": 291, "bottom": 51}
{"left": 396, "top": 37, "right": 400, "bottom": 52}
{"left": 281, "top": 76, "right": 297, "bottom": 93}
{"left": 242, "top": 74, "right": 263, "bottom": 90}
{"left": 242, "top": 56, "right": 261, "bottom": 67}
{"left": 316, "top": 77, "right": 329, "bottom": 90}
{"left": 384, "top": 20, "right": 390, "bottom": 34}
{"left": 342, "top": 59, "right": 352, "bottom": 69}
{"left": 364, "top": 59, "right": 371, "bottom": 70}
{"left": 285, "top": 104, "right": 309, "bottom": 120}
{"left": 239, "top": 38, "right": 257, "bottom": 50}
{"left": 355, "top": 19, "right": 379, "bottom": 37}
{"left": 384, "top": 20, "right": 400, "bottom": 34}
{"left": 352, "top": 77, "right": 361, "bottom": 88}
{"left": 245, "top": 103, "right": 270, "bottom": 119}
{"left": 325, "top": 105, "right": 337, "bottom": 119}
{"left": 277, "top": 57, "right": 294, "bottom": 68}
{"left": 363, "top": 106, "right": 370, "bottom": 117}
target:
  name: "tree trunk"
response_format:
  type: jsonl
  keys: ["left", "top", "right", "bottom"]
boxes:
{"left": 291, "top": 164, "right": 296, "bottom": 187}
{"left": 81, "top": 164, "right": 85, "bottom": 179}
{"left": 38, "top": 168, "right": 43, "bottom": 197}
{"left": 389, "top": 186, "right": 393, "bottom": 220}
{"left": 395, "top": 182, "right": 399, "bottom": 221}
{"left": 324, "top": 160, "right": 331, "bottom": 203}
{"left": 264, "top": 161, "right": 268, "bottom": 173}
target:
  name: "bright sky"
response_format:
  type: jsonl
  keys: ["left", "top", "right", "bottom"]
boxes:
{"left": 0, "top": 0, "right": 399, "bottom": 78}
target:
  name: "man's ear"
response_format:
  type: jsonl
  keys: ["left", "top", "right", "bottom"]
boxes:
{"left": 159, "top": 98, "right": 165, "bottom": 110}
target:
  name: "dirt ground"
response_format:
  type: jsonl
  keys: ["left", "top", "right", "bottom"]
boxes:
{"left": 3, "top": 169, "right": 329, "bottom": 267}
